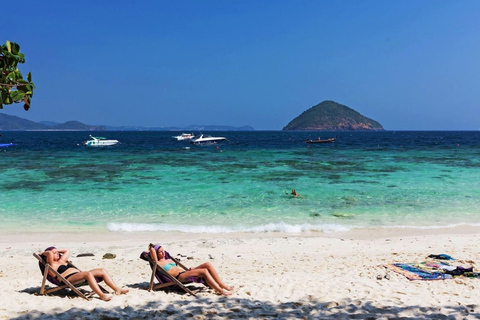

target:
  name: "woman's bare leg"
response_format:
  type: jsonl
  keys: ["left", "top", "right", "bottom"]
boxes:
{"left": 193, "top": 262, "right": 233, "bottom": 290}
{"left": 90, "top": 268, "right": 129, "bottom": 295}
{"left": 67, "top": 271, "right": 112, "bottom": 301}
{"left": 178, "top": 269, "right": 232, "bottom": 296}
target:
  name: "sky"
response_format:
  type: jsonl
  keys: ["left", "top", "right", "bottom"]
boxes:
{"left": 1, "top": 1, "right": 480, "bottom": 130}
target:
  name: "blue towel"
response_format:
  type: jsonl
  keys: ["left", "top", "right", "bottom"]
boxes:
{"left": 428, "top": 254, "right": 455, "bottom": 260}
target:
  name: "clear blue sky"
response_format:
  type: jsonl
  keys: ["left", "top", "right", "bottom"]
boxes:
{"left": 1, "top": 1, "right": 480, "bottom": 130}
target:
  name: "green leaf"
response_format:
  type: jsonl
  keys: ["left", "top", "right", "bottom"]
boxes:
{"left": 17, "top": 53, "right": 25, "bottom": 63}
{"left": 17, "top": 84, "right": 32, "bottom": 94}
{"left": 11, "top": 42, "right": 20, "bottom": 55}
{"left": 6, "top": 40, "right": 11, "bottom": 52}
{"left": 7, "top": 71, "right": 16, "bottom": 81}
{"left": 3, "top": 51, "right": 14, "bottom": 60}
{"left": 17, "top": 86, "right": 26, "bottom": 93}
{"left": 27, "top": 72, "right": 32, "bottom": 82}
{"left": 10, "top": 91, "right": 25, "bottom": 101}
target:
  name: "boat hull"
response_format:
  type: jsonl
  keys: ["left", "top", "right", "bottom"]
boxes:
{"left": 84, "top": 135, "right": 119, "bottom": 147}
{"left": 305, "top": 138, "right": 336, "bottom": 144}
{"left": 190, "top": 134, "right": 226, "bottom": 146}
{"left": 85, "top": 140, "right": 118, "bottom": 146}
{"left": 172, "top": 133, "right": 195, "bottom": 141}
{"left": 0, "top": 143, "right": 17, "bottom": 147}
{"left": 190, "top": 140, "right": 225, "bottom": 146}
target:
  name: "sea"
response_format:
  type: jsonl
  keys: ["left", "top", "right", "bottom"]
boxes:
{"left": 1, "top": 131, "right": 479, "bottom": 235}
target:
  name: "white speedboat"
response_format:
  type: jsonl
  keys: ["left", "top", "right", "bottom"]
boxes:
{"left": 83, "top": 135, "right": 119, "bottom": 147}
{"left": 190, "top": 134, "right": 226, "bottom": 146}
{"left": 172, "top": 133, "right": 195, "bottom": 141}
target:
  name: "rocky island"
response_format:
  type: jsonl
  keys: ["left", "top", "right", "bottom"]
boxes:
{"left": 283, "top": 100, "right": 384, "bottom": 131}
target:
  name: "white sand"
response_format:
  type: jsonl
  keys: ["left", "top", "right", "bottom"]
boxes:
{"left": 0, "top": 227, "right": 479, "bottom": 319}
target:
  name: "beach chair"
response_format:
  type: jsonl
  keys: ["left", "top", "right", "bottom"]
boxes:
{"left": 33, "top": 253, "right": 107, "bottom": 300}
{"left": 139, "top": 251, "right": 206, "bottom": 297}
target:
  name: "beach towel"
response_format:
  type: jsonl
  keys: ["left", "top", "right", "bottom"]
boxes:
{"left": 384, "top": 263, "right": 448, "bottom": 280}
{"left": 385, "top": 262, "right": 480, "bottom": 280}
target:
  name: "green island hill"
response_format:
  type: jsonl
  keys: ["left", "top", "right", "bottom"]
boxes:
{"left": 283, "top": 100, "right": 384, "bottom": 131}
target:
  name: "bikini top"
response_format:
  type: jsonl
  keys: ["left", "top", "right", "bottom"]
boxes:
{"left": 162, "top": 262, "right": 177, "bottom": 271}
{"left": 57, "top": 264, "right": 76, "bottom": 274}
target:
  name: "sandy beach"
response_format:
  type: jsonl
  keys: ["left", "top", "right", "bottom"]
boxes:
{"left": 1, "top": 227, "right": 479, "bottom": 319}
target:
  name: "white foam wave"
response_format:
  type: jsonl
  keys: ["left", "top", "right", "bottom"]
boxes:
{"left": 107, "top": 221, "right": 480, "bottom": 234}
{"left": 107, "top": 222, "right": 351, "bottom": 233}
{"left": 380, "top": 222, "right": 480, "bottom": 230}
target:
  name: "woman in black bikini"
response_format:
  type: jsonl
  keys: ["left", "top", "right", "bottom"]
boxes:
{"left": 149, "top": 243, "right": 233, "bottom": 296}
{"left": 42, "top": 247, "right": 129, "bottom": 301}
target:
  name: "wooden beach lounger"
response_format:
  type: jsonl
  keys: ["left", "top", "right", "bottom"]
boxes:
{"left": 33, "top": 253, "right": 107, "bottom": 300}
{"left": 139, "top": 251, "right": 202, "bottom": 297}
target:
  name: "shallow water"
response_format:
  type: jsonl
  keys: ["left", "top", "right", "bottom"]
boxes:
{"left": 1, "top": 131, "right": 479, "bottom": 233}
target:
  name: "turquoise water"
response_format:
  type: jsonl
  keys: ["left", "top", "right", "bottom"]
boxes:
{"left": 1, "top": 131, "right": 479, "bottom": 233}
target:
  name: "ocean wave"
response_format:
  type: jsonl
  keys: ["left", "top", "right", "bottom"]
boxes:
{"left": 107, "top": 222, "right": 351, "bottom": 233}
{"left": 107, "top": 221, "right": 480, "bottom": 234}
{"left": 381, "top": 222, "right": 480, "bottom": 230}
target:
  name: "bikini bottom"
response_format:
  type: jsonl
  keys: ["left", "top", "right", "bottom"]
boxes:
{"left": 65, "top": 272, "right": 80, "bottom": 280}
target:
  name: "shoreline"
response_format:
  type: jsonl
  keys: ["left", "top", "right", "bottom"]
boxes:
{"left": 2, "top": 224, "right": 480, "bottom": 244}
{"left": 1, "top": 227, "right": 479, "bottom": 319}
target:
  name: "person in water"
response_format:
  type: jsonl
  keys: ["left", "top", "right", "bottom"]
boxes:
{"left": 291, "top": 189, "right": 302, "bottom": 197}
{"left": 149, "top": 243, "right": 234, "bottom": 296}
{"left": 285, "top": 189, "right": 302, "bottom": 197}
{"left": 41, "top": 247, "right": 129, "bottom": 301}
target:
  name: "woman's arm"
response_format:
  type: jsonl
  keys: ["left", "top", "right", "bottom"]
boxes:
{"left": 149, "top": 244, "right": 158, "bottom": 262}
{"left": 42, "top": 250, "right": 55, "bottom": 265}
{"left": 57, "top": 248, "right": 70, "bottom": 263}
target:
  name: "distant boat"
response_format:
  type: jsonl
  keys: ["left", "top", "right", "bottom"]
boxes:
{"left": 83, "top": 135, "right": 119, "bottom": 147}
{"left": 305, "top": 137, "right": 336, "bottom": 144}
{"left": 190, "top": 134, "right": 226, "bottom": 146}
{"left": 0, "top": 143, "right": 17, "bottom": 148}
{"left": 172, "top": 133, "right": 195, "bottom": 141}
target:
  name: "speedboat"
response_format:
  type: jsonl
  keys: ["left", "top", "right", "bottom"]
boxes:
{"left": 83, "top": 135, "right": 119, "bottom": 147}
{"left": 172, "top": 133, "right": 195, "bottom": 141}
{"left": 0, "top": 143, "right": 17, "bottom": 148}
{"left": 190, "top": 134, "right": 226, "bottom": 146}
{"left": 305, "top": 137, "right": 336, "bottom": 144}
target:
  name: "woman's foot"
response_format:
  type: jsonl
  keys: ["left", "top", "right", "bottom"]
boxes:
{"left": 219, "top": 289, "right": 233, "bottom": 296}
{"left": 100, "top": 294, "right": 113, "bottom": 301}
{"left": 222, "top": 284, "right": 234, "bottom": 291}
{"left": 115, "top": 288, "right": 129, "bottom": 295}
